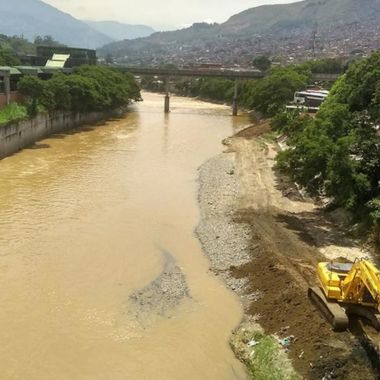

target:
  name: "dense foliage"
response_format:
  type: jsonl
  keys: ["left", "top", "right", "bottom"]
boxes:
{"left": 274, "top": 53, "right": 380, "bottom": 230}
{"left": 0, "top": 34, "right": 32, "bottom": 65}
{"left": 185, "top": 78, "right": 235, "bottom": 102}
{"left": 0, "top": 34, "right": 64, "bottom": 66}
{"left": 303, "top": 58, "right": 346, "bottom": 74}
{"left": 33, "top": 35, "right": 64, "bottom": 47}
{"left": 18, "top": 66, "right": 141, "bottom": 115}
{"left": 18, "top": 75, "right": 46, "bottom": 115}
{"left": 252, "top": 56, "right": 271, "bottom": 72}
{"left": 240, "top": 66, "right": 310, "bottom": 116}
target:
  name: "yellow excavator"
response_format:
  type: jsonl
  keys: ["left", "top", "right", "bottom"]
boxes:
{"left": 309, "top": 258, "right": 380, "bottom": 331}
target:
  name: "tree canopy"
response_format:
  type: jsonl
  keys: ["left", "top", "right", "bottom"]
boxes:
{"left": 252, "top": 56, "right": 271, "bottom": 72}
{"left": 34, "top": 35, "right": 64, "bottom": 47}
{"left": 275, "top": 53, "right": 380, "bottom": 226}
{"left": 240, "top": 66, "right": 310, "bottom": 116}
{"left": 18, "top": 66, "right": 141, "bottom": 115}
{"left": 169, "top": 65, "right": 310, "bottom": 116}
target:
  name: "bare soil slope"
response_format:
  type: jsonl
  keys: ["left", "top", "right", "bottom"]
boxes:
{"left": 226, "top": 127, "right": 376, "bottom": 379}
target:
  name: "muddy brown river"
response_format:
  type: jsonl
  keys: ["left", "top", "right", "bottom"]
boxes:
{"left": 0, "top": 93, "right": 249, "bottom": 379}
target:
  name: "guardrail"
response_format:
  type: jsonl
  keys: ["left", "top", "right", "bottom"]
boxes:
{"left": 114, "top": 66, "right": 341, "bottom": 82}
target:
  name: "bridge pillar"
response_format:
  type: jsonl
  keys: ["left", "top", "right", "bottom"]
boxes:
{"left": 0, "top": 70, "right": 11, "bottom": 106}
{"left": 232, "top": 79, "right": 238, "bottom": 116}
{"left": 164, "top": 94, "right": 170, "bottom": 113}
{"left": 164, "top": 76, "right": 170, "bottom": 113}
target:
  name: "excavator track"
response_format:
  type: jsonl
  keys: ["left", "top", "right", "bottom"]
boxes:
{"left": 308, "top": 287, "right": 349, "bottom": 331}
{"left": 346, "top": 305, "right": 380, "bottom": 331}
{"left": 350, "top": 318, "right": 380, "bottom": 373}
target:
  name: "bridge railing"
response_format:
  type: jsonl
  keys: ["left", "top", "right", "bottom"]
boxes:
{"left": 113, "top": 65, "right": 341, "bottom": 82}
{"left": 113, "top": 66, "right": 265, "bottom": 80}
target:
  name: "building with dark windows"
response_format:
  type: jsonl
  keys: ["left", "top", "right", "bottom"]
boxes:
{"left": 21, "top": 46, "right": 97, "bottom": 68}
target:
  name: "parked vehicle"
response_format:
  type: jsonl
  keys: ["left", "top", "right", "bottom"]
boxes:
{"left": 286, "top": 89, "right": 329, "bottom": 113}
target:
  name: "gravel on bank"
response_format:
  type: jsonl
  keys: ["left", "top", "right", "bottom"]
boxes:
{"left": 195, "top": 150, "right": 298, "bottom": 380}
{"left": 196, "top": 152, "right": 252, "bottom": 296}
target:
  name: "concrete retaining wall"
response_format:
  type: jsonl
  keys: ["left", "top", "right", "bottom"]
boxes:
{"left": 0, "top": 110, "right": 111, "bottom": 159}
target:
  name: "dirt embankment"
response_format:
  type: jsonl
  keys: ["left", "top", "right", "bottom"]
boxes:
{"left": 197, "top": 123, "right": 377, "bottom": 379}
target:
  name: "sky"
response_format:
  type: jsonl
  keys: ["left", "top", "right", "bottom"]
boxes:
{"left": 43, "top": 0, "right": 301, "bottom": 30}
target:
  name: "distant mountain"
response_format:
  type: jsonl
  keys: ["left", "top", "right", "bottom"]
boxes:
{"left": 84, "top": 21, "right": 154, "bottom": 41}
{"left": 0, "top": 0, "right": 112, "bottom": 49}
{"left": 99, "top": 0, "right": 380, "bottom": 65}
{"left": 221, "top": 0, "right": 380, "bottom": 36}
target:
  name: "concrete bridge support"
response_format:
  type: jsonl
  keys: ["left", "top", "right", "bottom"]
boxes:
{"left": 164, "top": 76, "right": 170, "bottom": 113}
{"left": 0, "top": 70, "right": 11, "bottom": 106}
{"left": 232, "top": 79, "right": 238, "bottom": 116}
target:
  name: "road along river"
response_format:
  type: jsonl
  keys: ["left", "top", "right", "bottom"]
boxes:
{"left": 0, "top": 92, "right": 249, "bottom": 380}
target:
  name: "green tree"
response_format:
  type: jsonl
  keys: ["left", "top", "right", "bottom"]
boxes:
{"left": 242, "top": 67, "right": 310, "bottom": 116}
{"left": 34, "top": 35, "right": 64, "bottom": 47}
{"left": 18, "top": 75, "right": 45, "bottom": 116}
{"left": 276, "top": 52, "right": 380, "bottom": 224}
{"left": 64, "top": 75, "right": 100, "bottom": 112}
{"left": 252, "top": 56, "right": 271, "bottom": 72}
{"left": 43, "top": 74, "right": 71, "bottom": 111}
{"left": 303, "top": 58, "right": 345, "bottom": 74}
{"left": 0, "top": 49, "right": 20, "bottom": 66}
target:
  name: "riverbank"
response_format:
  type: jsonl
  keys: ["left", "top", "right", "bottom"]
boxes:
{"left": 0, "top": 107, "right": 127, "bottom": 160}
{"left": 196, "top": 122, "right": 377, "bottom": 379}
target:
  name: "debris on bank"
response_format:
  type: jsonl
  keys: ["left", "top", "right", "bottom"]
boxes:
{"left": 230, "top": 320, "right": 299, "bottom": 380}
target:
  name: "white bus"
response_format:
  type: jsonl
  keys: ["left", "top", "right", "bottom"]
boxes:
{"left": 294, "top": 90, "right": 329, "bottom": 106}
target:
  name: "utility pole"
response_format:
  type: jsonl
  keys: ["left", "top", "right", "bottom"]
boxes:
{"left": 312, "top": 29, "right": 317, "bottom": 59}
{"left": 0, "top": 70, "right": 11, "bottom": 105}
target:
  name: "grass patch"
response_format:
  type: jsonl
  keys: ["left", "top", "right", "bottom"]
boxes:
{"left": 0, "top": 103, "right": 28, "bottom": 125}
{"left": 248, "top": 333, "right": 298, "bottom": 380}
{"left": 230, "top": 322, "right": 299, "bottom": 380}
{"left": 261, "top": 131, "right": 278, "bottom": 142}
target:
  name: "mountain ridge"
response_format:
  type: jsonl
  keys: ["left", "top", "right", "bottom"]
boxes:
{"left": 84, "top": 21, "right": 154, "bottom": 41}
{"left": 99, "top": 0, "right": 380, "bottom": 65}
{"left": 0, "top": 0, "right": 112, "bottom": 49}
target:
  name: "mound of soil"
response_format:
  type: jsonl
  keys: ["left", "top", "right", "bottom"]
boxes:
{"left": 231, "top": 210, "right": 374, "bottom": 379}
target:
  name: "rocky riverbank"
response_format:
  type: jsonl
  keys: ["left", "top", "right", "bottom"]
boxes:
{"left": 196, "top": 153, "right": 251, "bottom": 292}
{"left": 196, "top": 126, "right": 376, "bottom": 379}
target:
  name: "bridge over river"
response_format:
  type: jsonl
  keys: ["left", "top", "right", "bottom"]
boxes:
{"left": 116, "top": 66, "right": 340, "bottom": 115}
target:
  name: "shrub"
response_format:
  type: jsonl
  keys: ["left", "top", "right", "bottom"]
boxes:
{"left": 0, "top": 103, "right": 28, "bottom": 125}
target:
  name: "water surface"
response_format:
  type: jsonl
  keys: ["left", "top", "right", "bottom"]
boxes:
{"left": 0, "top": 93, "right": 248, "bottom": 379}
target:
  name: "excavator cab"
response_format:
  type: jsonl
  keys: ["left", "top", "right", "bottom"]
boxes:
{"left": 309, "top": 258, "right": 380, "bottom": 331}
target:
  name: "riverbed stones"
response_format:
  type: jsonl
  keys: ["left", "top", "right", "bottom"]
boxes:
{"left": 128, "top": 250, "right": 190, "bottom": 320}
{"left": 196, "top": 152, "right": 251, "bottom": 293}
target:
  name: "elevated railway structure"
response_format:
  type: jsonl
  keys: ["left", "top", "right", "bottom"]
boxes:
{"left": 0, "top": 63, "right": 340, "bottom": 115}
{"left": 117, "top": 66, "right": 340, "bottom": 115}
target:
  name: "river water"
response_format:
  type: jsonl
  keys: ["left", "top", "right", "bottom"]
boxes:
{"left": 0, "top": 93, "right": 248, "bottom": 379}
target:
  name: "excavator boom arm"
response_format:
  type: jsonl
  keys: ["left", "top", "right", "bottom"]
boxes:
{"left": 342, "top": 260, "right": 380, "bottom": 306}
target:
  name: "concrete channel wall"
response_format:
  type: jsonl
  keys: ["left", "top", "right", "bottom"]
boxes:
{"left": 0, "top": 110, "right": 111, "bottom": 160}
